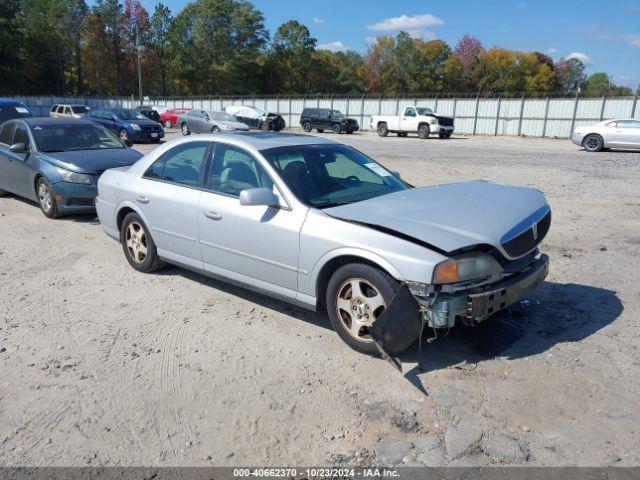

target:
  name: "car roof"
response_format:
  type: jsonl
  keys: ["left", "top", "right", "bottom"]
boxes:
{"left": 23, "top": 117, "right": 96, "bottom": 127}
{"left": 0, "top": 98, "right": 26, "bottom": 105}
{"left": 215, "top": 131, "right": 337, "bottom": 150}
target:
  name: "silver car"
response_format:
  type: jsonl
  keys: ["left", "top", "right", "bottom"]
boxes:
{"left": 96, "top": 133, "right": 550, "bottom": 357}
{"left": 572, "top": 118, "right": 640, "bottom": 152}
{"left": 178, "top": 110, "right": 249, "bottom": 135}
{"left": 50, "top": 104, "right": 90, "bottom": 119}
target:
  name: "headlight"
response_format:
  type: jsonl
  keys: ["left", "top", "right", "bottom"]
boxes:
{"left": 220, "top": 123, "right": 234, "bottom": 130}
{"left": 55, "top": 167, "right": 92, "bottom": 185}
{"left": 433, "top": 253, "right": 502, "bottom": 284}
{"left": 130, "top": 123, "right": 141, "bottom": 131}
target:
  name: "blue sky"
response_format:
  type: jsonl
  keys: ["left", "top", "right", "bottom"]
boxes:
{"left": 149, "top": 0, "right": 640, "bottom": 89}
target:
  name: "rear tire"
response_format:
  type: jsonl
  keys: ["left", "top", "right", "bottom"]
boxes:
{"left": 377, "top": 123, "right": 389, "bottom": 137}
{"left": 332, "top": 124, "right": 341, "bottom": 134}
{"left": 583, "top": 134, "right": 604, "bottom": 152}
{"left": 260, "top": 121, "right": 270, "bottom": 131}
{"left": 120, "top": 212, "right": 164, "bottom": 273}
{"left": 418, "top": 124, "right": 430, "bottom": 139}
{"left": 181, "top": 123, "right": 190, "bottom": 136}
{"left": 303, "top": 122, "right": 312, "bottom": 132}
{"left": 36, "top": 177, "right": 60, "bottom": 219}
{"left": 326, "top": 263, "right": 399, "bottom": 356}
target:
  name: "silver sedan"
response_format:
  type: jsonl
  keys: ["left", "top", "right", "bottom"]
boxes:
{"left": 178, "top": 110, "right": 249, "bottom": 135}
{"left": 96, "top": 133, "right": 550, "bottom": 357}
{"left": 572, "top": 118, "right": 640, "bottom": 152}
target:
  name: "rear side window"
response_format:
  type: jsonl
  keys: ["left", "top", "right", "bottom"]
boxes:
{"left": 144, "top": 142, "right": 209, "bottom": 187}
{"left": 0, "top": 123, "right": 15, "bottom": 144}
{"left": 12, "top": 124, "right": 30, "bottom": 146}
{"left": 57, "top": 106, "right": 64, "bottom": 113}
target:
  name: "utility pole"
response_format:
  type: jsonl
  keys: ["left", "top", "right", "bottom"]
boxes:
{"left": 136, "top": 22, "right": 143, "bottom": 104}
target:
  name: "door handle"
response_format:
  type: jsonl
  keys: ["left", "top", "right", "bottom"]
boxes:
{"left": 136, "top": 195, "right": 150, "bottom": 204}
{"left": 204, "top": 210, "right": 223, "bottom": 220}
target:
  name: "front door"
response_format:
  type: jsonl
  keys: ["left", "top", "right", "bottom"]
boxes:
{"left": 400, "top": 107, "right": 419, "bottom": 131}
{"left": 1, "top": 122, "right": 35, "bottom": 199}
{"left": 198, "top": 142, "right": 307, "bottom": 298}
{"left": 134, "top": 141, "right": 211, "bottom": 269}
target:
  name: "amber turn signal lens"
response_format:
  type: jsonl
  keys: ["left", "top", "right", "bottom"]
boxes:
{"left": 433, "top": 260, "right": 458, "bottom": 284}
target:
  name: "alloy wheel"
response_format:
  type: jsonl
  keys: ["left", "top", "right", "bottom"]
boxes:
{"left": 125, "top": 221, "right": 148, "bottom": 264}
{"left": 335, "top": 277, "right": 387, "bottom": 342}
{"left": 38, "top": 181, "right": 52, "bottom": 214}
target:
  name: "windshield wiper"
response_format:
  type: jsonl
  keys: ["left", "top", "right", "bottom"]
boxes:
{"left": 314, "top": 201, "right": 350, "bottom": 209}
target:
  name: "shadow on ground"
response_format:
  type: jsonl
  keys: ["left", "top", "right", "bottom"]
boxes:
{"left": 399, "top": 281, "right": 623, "bottom": 394}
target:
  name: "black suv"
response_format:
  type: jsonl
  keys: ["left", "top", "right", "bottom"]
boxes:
{"left": 300, "top": 108, "right": 359, "bottom": 134}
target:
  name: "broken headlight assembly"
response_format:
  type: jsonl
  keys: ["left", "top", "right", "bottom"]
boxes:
{"left": 432, "top": 253, "right": 503, "bottom": 284}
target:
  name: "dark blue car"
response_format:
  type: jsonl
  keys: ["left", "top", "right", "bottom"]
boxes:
{"left": 0, "top": 98, "right": 33, "bottom": 123}
{"left": 87, "top": 108, "right": 164, "bottom": 143}
{"left": 0, "top": 117, "right": 143, "bottom": 218}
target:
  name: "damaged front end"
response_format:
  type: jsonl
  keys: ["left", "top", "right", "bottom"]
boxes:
{"left": 370, "top": 252, "right": 549, "bottom": 365}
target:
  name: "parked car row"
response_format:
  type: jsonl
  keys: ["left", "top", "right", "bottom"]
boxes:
{"left": 0, "top": 96, "right": 553, "bottom": 358}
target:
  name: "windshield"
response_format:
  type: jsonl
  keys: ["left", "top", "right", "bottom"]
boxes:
{"left": 71, "top": 106, "right": 89, "bottom": 114}
{"left": 33, "top": 124, "right": 124, "bottom": 152}
{"left": 261, "top": 144, "right": 407, "bottom": 208}
{"left": 210, "top": 112, "right": 235, "bottom": 122}
{"left": 415, "top": 107, "right": 434, "bottom": 116}
{"left": 331, "top": 110, "right": 345, "bottom": 119}
{"left": 116, "top": 109, "right": 146, "bottom": 120}
{"left": 0, "top": 103, "right": 33, "bottom": 122}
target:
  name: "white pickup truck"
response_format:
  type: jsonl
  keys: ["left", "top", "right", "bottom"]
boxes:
{"left": 369, "top": 106, "right": 454, "bottom": 139}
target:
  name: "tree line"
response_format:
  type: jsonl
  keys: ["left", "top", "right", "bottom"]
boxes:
{"left": 1, "top": 0, "right": 637, "bottom": 98}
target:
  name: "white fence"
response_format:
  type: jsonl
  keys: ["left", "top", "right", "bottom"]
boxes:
{"left": 12, "top": 95, "right": 640, "bottom": 139}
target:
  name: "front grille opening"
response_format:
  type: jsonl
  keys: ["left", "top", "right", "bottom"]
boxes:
{"left": 502, "top": 211, "right": 551, "bottom": 257}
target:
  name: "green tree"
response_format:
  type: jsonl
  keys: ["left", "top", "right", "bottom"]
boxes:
{"left": 95, "top": 0, "right": 124, "bottom": 93}
{"left": 64, "top": 0, "right": 88, "bottom": 94}
{"left": 363, "top": 36, "right": 396, "bottom": 94}
{"left": 271, "top": 20, "right": 316, "bottom": 93}
{"left": 0, "top": 0, "right": 22, "bottom": 92}
{"left": 169, "top": 0, "right": 267, "bottom": 95}
{"left": 555, "top": 58, "right": 586, "bottom": 94}
{"left": 584, "top": 72, "right": 610, "bottom": 96}
{"left": 150, "top": 3, "right": 172, "bottom": 95}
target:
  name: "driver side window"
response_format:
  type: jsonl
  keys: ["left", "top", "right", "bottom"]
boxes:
{"left": 13, "top": 124, "right": 31, "bottom": 147}
{"left": 207, "top": 144, "right": 273, "bottom": 197}
{"left": 404, "top": 108, "right": 416, "bottom": 117}
{"left": 144, "top": 142, "right": 209, "bottom": 187}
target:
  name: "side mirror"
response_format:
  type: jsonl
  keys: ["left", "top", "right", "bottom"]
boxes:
{"left": 9, "top": 142, "right": 28, "bottom": 153}
{"left": 239, "top": 188, "right": 279, "bottom": 207}
{"left": 391, "top": 170, "right": 401, "bottom": 179}
{"left": 124, "top": 139, "right": 134, "bottom": 148}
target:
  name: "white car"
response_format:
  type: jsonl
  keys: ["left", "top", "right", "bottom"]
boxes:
{"left": 369, "top": 106, "right": 454, "bottom": 139}
{"left": 571, "top": 119, "right": 640, "bottom": 152}
{"left": 49, "top": 104, "right": 90, "bottom": 119}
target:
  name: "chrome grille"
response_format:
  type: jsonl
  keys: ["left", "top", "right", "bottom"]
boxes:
{"left": 502, "top": 211, "right": 551, "bottom": 257}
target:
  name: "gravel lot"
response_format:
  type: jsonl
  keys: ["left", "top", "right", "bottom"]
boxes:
{"left": 1, "top": 130, "right": 639, "bottom": 467}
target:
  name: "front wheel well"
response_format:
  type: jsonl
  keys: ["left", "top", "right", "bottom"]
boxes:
{"left": 116, "top": 207, "right": 136, "bottom": 232}
{"left": 315, "top": 255, "right": 395, "bottom": 311}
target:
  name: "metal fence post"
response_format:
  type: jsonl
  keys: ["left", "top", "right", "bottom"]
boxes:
{"left": 346, "top": 96, "right": 350, "bottom": 117}
{"left": 434, "top": 94, "right": 438, "bottom": 113}
{"left": 472, "top": 95, "right": 480, "bottom": 135}
{"left": 632, "top": 94, "right": 638, "bottom": 118}
{"left": 395, "top": 96, "right": 400, "bottom": 115}
{"left": 452, "top": 97, "right": 457, "bottom": 118}
{"left": 599, "top": 96, "right": 606, "bottom": 121}
{"left": 569, "top": 91, "right": 580, "bottom": 137}
{"left": 377, "top": 97, "right": 382, "bottom": 115}
{"left": 542, "top": 97, "right": 550, "bottom": 138}
{"left": 289, "top": 97, "right": 292, "bottom": 128}
{"left": 517, "top": 95, "right": 525, "bottom": 136}
{"left": 360, "top": 95, "right": 365, "bottom": 131}
{"left": 494, "top": 97, "right": 502, "bottom": 136}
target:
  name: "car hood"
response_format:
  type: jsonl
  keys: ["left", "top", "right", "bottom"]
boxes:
{"left": 125, "top": 118, "right": 160, "bottom": 127}
{"left": 42, "top": 148, "right": 144, "bottom": 174}
{"left": 324, "top": 180, "right": 549, "bottom": 256}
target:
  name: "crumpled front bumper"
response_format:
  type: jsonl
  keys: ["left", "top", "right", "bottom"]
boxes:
{"left": 422, "top": 254, "right": 549, "bottom": 328}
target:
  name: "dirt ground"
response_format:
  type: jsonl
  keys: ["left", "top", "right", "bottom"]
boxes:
{"left": 1, "top": 130, "right": 639, "bottom": 467}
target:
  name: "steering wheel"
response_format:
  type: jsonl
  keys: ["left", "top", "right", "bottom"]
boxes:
{"left": 344, "top": 175, "right": 361, "bottom": 185}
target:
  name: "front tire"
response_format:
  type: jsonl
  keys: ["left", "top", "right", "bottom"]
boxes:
{"left": 120, "top": 212, "right": 163, "bottom": 273}
{"left": 377, "top": 123, "right": 389, "bottom": 137}
{"left": 164, "top": 119, "right": 172, "bottom": 128}
{"left": 583, "top": 134, "right": 604, "bottom": 152}
{"left": 332, "top": 124, "right": 341, "bottom": 134}
{"left": 36, "top": 177, "right": 60, "bottom": 219}
{"left": 326, "top": 263, "right": 398, "bottom": 355}
{"left": 418, "top": 124, "right": 430, "bottom": 139}
{"left": 212, "top": 126, "right": 220, "bottom": 133}
{"left": 303, "top": 122, "right": 312, "bottom": 133}
{"left": 181, "top": 123, "right": 190, "bottom": 136}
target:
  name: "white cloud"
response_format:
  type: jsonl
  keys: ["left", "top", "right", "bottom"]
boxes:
{"left": 366, "top": 14, "right": 444, "bottom": 38}
{"left": 317, "top": 41, "right": 348, "bottom": 52}
{"left": 312, "top": 17, "right": 324, "bottom": 24}
{"left": 626, "top": 34, "right": 640, "bottom": 46}
{"left": 596, "top": 33, "right": 640, "bottom": 47}
{"left": 547, "top": 47, "right": 559, "bottom": 54}
{"left": 566, "top": 52, "right": 593, "bottom": 65}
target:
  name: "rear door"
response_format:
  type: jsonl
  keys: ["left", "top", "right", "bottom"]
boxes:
{"left": 133, "top": 141, "right": 211, "bottom": 269}
{"left": 198, "top": 142, "right": 306, "bottom": 297}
